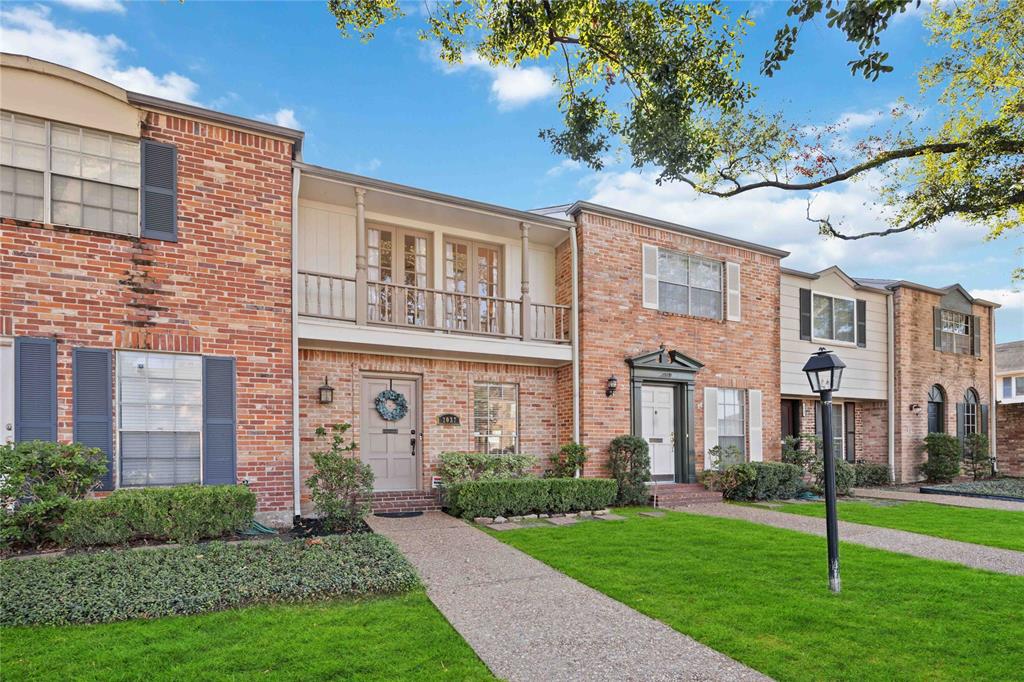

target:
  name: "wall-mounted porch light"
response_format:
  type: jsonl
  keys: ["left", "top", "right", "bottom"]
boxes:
{"left": 318, "top": 376, "right": 334, "bottom": 404}
{"left": 606, "top": 375, "right": 618, "bottom": 397}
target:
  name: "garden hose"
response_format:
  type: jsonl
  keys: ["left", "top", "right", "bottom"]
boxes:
{"left": 242, "top": 520, "right": 278, "bottom": 536}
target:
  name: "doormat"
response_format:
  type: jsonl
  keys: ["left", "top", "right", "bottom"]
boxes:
{"left": 374, "top": 511, "right": 424, "bottom": 518}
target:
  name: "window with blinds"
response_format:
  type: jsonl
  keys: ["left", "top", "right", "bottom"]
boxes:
{"left": 473, "top": 382, "right": 518, "bottom": 455}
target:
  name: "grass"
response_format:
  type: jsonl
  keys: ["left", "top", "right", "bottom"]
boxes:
{"left": 0, "top": 592, "right": 494, "bottom": 681}
{"left": 493, "top": 509, "right": 1024, "bottom": 682}
{"left": 749, "top": 499, "right": 1024, "bottom": 551}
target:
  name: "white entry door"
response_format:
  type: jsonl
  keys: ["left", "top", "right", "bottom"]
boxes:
{"left": 0, "top": 338, "right": 13, "bottom": 444}
{"left": 641, "top": 385, "right": 676, "bottom": 479}
{"left": 361, "top": 376, "right": 419, "bottom": 491}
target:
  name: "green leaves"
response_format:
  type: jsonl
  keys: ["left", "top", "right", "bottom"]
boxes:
{"left": 306, "top": 423, "right": 373, "bottom": 531}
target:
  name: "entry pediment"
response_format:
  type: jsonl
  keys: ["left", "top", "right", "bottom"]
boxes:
{"left": 626, "top": 346, "right": 704, "bottom": 374}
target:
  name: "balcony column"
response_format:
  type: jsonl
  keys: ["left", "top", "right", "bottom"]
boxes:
{"left": 354, "top": 187, "right": 368, "bottom": 326}
{"left": 520, "top": 221, "right": 531, "bottom": 341}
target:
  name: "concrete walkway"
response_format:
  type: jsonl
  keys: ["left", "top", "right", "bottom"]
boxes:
{"left": 368, "top": 512, "right": 769, "bottom": 682}
{"left": 680, "top": 503, "right": 1024, "bottom": 576}
{"left": 852, "top": 487, "right": 1024, "bottom": 511}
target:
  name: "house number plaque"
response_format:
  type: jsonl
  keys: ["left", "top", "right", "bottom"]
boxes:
{"left": 437, "top": 413, "right": 461, "bottom": 426}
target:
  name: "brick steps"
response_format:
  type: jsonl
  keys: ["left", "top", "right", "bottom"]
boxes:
{"left": 371, "top": 491, "right": 441, "bottom": 513}
{"left": 648, "top": 483, "right": 722, "bottom": 508}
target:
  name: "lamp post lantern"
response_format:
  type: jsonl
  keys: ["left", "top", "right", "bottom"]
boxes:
{"left": 802, "top": 347, "right": 847, "bottom": 593}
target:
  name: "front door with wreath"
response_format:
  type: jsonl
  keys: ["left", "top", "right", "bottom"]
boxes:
{"left": 360, "top": 375, "right": 420, "bottom": 491}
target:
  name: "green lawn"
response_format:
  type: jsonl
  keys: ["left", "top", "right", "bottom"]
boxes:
{"left": 751, "top": 499, "right": 1024, "bottom": 551}
{"left": 494, "top": 509, "right": 1024, "bottom": 682}
{"left": 0, "top": 592, "right": 493, "bottom": 681}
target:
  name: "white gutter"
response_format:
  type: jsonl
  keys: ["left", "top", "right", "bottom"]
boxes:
{"left": 570, "top": 221, "right": 581, "bottom": 442}
{"left": 990, "top": 310, "right": 998, "bottom": 472}
{"left": 886, "top": 294, "right": 896, "bottom": 483}
{"left": 291, "top": 166, "right": 302, "bottom": 518}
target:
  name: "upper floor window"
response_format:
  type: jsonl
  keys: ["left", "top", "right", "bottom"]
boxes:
{"left": 657, "top": 249, "right": 723, "bottom": 319}
{"left": 1, "top": 111, "right": 140, "bottom": 236}
{"left": 1002, "top": 375, "right": 1024, "bottom": 401}
{"left": 937, "top": 309, "right": 974, "bottom": 355}
{"left": 812, "top": 293, "right": 856, "bottom": 343}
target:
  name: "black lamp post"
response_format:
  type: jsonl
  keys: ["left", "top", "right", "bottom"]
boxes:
{"left": 802, "top": 347, "right": 847, "bottom": 593}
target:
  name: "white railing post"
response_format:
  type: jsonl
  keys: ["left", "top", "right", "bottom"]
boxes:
{"left": 354, "top": 187, "right": 368, "bottom": 326}
{"left": 520, "top": 221, "right": 531, "bottom": 341}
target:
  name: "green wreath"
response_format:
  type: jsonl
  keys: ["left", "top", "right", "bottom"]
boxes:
{"left": 374, "top": 389, "right": 408, "bottom": 422}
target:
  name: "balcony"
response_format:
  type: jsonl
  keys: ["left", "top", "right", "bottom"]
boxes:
{"left": 297, "top": 271, "right": 570, "bottom": 343}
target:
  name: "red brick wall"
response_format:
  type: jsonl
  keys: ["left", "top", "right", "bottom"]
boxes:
{"left": 996, "top": 402, "right": 1024, "bottom": 476}
{"left": 0, "top": 111, "right": 295, "bottom": 513}
{"left": 891, "top": 287, "right": 995, "bottom": 482}
{"left": 297, "top": 349, "right": 562, "bottom": 513}
{"left": 856, "top": 400, "right": 889, "bottom": 466}
{"left": 567, "top": 210, "right": 782, "bottom": 476}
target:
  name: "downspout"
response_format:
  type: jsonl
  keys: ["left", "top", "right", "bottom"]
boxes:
{"left": 990, "top": 308, "right": 998, "bottom": 472}
{"left": 570, "top": 221, "right": 581, "bottom": 443}
{"left": 291, "top": 166, "right": 302, "bottom": 518}
{"left": 886, "top": 293, "right": 896, "bottom": 484}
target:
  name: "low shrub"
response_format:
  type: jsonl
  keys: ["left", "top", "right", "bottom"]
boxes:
{"left": 781, "top": 433, "right": 820, "bottom": 470}
{"left": 707, "top": 445, "right": 742, "bottom": 470}
{"left": 718, "top": 462, "right": 804, "bottom": 501}
{"left": 445, "top": 478, "right": 617, "bottom": 519}
{"left": 436, "top": 452, "right": 538, "bottom": 485}
{"left": 922, "top": 433, "right": 961, "bottom": 483}
{"left": 548, "top": 442, "right": 588, "bottom": 478}
{"left": 962, "top": 433, "right": 992, "bottom": 481}
{"left": 1, "top": 440, "right": 107, "bottom": 548}
{"left": 306, "top": 423, "right": 374, "bottom": 532}
{"left": 56, "top": 484, "right": 257, "bottom": 547}
{"left": 812, "top": 458, "right": 856, "bottom": 496}
{"left": 853, "top": 461, "right": 891, "bottom": 487}
{"left": 606, "top": 435, "right": 651, "bottom": 505}
{"left": 0, "top": 534, "right": 419, "bottom": 626}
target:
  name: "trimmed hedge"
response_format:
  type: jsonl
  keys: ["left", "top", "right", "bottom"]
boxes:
{"left": 436, "top": 452, "right": 538, "bottom": 485}
{"left": 55, "top": 485, "right": 256, "bottom": 547}
{"left": 446, "top": 477, "right": 617, "bottom": 519}
{"left": 718, "top": 462, "right": 804, "bottom": 501}
{"left": 0, "top": 534, "right": 419, "bottom": 626}
{"left": 853, "top": 461, "right": 891, "bottom": 487}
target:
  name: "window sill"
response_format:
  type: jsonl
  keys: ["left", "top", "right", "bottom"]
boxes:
{"left": 2, "top": 216, "right": 142, "bottom": 243}
{"left": 654, "top": 309, "right": 726, "bottom": 324}
{"left": 811, "top": 337, "right": 859, "bottom": 349}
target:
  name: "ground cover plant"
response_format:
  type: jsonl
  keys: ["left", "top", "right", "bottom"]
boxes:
{"left": 1, "top": 534, "right": 418, "bottom": 626}
{"left": 1, "top": 591, "right": 494, "bottom": 681}
{"left": 752, "top": 500, "right": 1024, "bottom": 552}
{"left": 923, "top": 478, "right": 1024, "bottom": 500}
{"left": 493, "top": 509, "right": 1024, "bottom": 681}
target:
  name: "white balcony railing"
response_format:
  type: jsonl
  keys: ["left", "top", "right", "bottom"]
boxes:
{"left": 298, "top": 271, "right": 570, "bottom": 344}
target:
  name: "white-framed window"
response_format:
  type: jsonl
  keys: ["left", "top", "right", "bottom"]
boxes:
{"left": 831, "top": 403, "right": 845, "bottom": 460}
{"left": 812, "top": 292, "right": 857, "bottom": 344}
{"left": 963, "top": 388, "right": 979, "bottom": 436}
{"left": 1, "top": 111, "right": 140, "bottom": 235}
{"left": 1001, "top": 375, "right": 1024, "bottom": 402}
{"left": 939, "top": 309, "right": 972, "bottom": 355}
{"left": 717, "top": 388, "right": 745, "bottom": 462}
{"left": 657, "top": 249, "right": 723, "bottom": 320}
{"left": 473, "top": 382, "right": 518, "bottom": 455}
{"left": 117, "top": 351, "right": 202, "bottom": 486}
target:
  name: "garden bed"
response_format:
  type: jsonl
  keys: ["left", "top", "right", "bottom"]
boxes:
{"left": 920, "top": 479, "right": 1024, "bottom": 502}
{"left": 0, "top": 533, "right": 419, "bottom": 626}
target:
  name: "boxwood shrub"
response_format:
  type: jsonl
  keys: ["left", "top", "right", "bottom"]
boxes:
{"left": 436, "top": 452, "right": 538, "bottom": 484}
{"left": 446, "top": 477, "right": 617, "bottom": 519}
{"left": 853, "top": 461, "right": 891, "bottom": 487}
{"left": 718, "top": 462, "right": 804, "bottom": 501}
{"left": 55, "top": 485, "right": 256, "bottom": 547}
{"left": 0, "top": 534, "right": 419, "bottom": 626}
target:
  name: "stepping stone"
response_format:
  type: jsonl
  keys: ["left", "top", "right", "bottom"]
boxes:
{"left": 487, "top": 523, "right": 523, "bottom": 531}
{"left": 638, "top": 511, "right": 665, "bottom": 518}
{"left": 594, "top": 513, "right": 627, "bottom": 521}
{"left": 546, "top": 516, "right": 578, "bottom": 526}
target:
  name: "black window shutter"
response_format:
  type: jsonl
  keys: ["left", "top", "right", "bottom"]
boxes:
{"left": 202, "top": 356, "right": 237, "bottom": 485}
{"left": 933, "top": 307, "right": 943, "bottom": 350}
{"left": 844, "top": 402, "right": 856, "bottom": 462}
{"left": 799, "top": 288, "right": 812, "bottom": 340}
{"left": 14, "top": 337, "right": 57, "bottom": 442}
{"left": 141, "top": 139, "right": 178, "bottom": 241}
{"left": 955, "top": 403, "right": 965, "bottom": 443}
{"left": 856, "top": 299, "right": 867, "bottom": 348}
{"left": 971, "top": 315, "right": 982, "bottom": 356}
{"left": 73, "top": 348, "right": 114, "bottom": 491}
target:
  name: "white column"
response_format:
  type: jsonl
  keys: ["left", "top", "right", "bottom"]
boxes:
{"left": 520, "top": 221, "right": 531, "bottom": 341}
{"left": 355, "top": 187, "right": 367, "bottom": 326}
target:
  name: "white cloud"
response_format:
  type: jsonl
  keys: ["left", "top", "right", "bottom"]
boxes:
{"left": 835, "top": 110, "right": 885, "bottom": 130}
{"left": 971, "top": 288, "right": 1024, "bottom": 310}
{"left": 439, "top": 51, "right": 556, "bottom": 110}
{"left": 53, "top": 0, "right": 125, "bottom": 13}
{"left": 0, "top": 5, "right": 199, "bottom": 102}
{"left": 546, "top": 159, "right": 582, "bottom": 177}
{"left": 262, "top": 108, "right": 300, "bottom": 129}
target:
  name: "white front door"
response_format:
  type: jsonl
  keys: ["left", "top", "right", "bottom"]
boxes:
{"left": 641, "top": 385, "right": 676, "bottom": 479}
{"left": 361, "top": 375, "right": 420, "bottom": 491}
{"left": 0, "top": 338, "right": 13, "bottom": 444}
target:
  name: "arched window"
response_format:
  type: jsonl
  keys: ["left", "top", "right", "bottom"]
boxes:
{"left": 964, "top": 388, "right": 979, "bottom": 435}
{"left": 927, "top": 385, "right": 945, "bottom": 434}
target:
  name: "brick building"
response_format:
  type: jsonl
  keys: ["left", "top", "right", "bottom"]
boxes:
{"left": 995, "top": 341, "right": 1024, "bottom": 476}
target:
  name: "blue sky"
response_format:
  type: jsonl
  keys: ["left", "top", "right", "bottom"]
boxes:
{"left": 2, "top": 0, "right": 1021, "bottom": 340}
